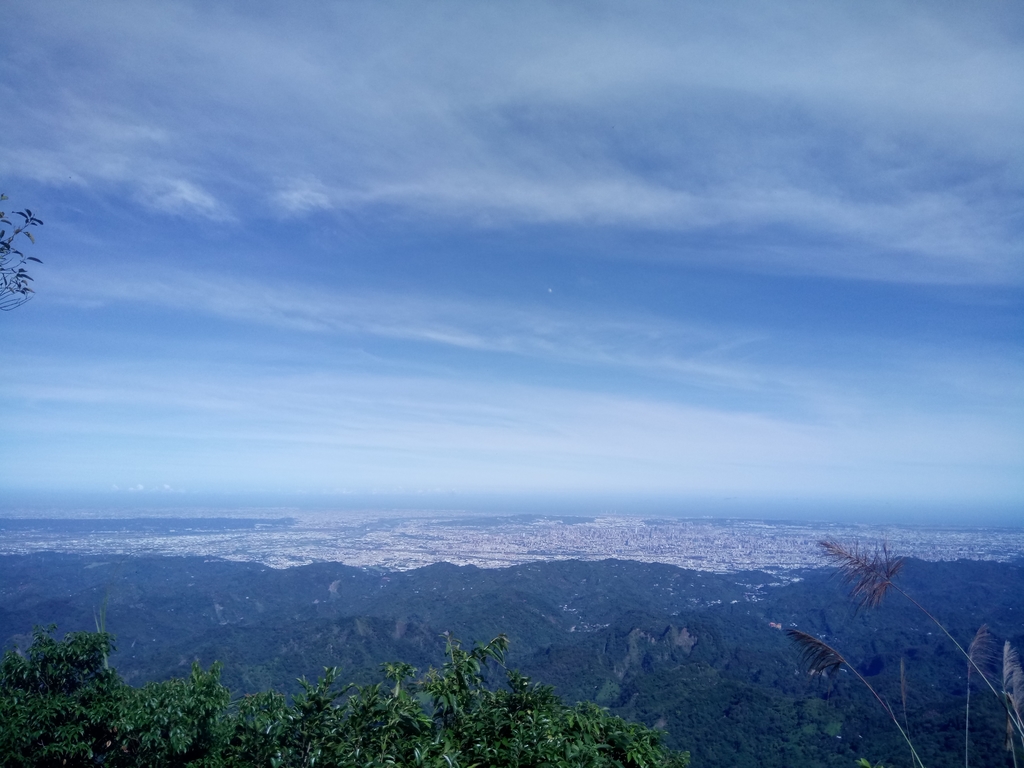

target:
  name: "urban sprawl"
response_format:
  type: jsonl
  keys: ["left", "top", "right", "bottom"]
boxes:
{"left": 1, "top": 513, "right": 1022, "bottom": 572}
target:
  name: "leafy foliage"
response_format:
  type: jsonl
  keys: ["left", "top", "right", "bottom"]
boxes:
{"left": 0, "top": 626, "right": 123, "bottom": 766}
{"left": 0, "top": 193, "right": 44, "bottom": 311}
{"left": 0, "top": 626, "right": 689, "bottom": 768}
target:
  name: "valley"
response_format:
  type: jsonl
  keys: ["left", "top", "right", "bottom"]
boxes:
{"left": 3, "top": 551, "right": 1022, "bottom": 767}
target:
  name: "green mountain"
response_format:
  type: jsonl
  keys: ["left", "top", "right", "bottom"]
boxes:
{"left": 2, "top": 553, "right": 1022, "bottom": 767}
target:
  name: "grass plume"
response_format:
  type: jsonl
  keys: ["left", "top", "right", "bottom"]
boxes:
{"left": 787, "top": 629, "right": 846, "bottom": 679}
{"left": 820, "top": 539, "right": 904, "bottom": 610}
{"left": 818, "top": 539, "right": 1024, "bottom": 756}
{"left": 787, "top": 629, "right": 925, "bottom": 768}
{"left": 1004, "top": 641, "right": 1024, "bottom": 764}
{"left": 966, "top": 625, "right": 996, "bottom": 767}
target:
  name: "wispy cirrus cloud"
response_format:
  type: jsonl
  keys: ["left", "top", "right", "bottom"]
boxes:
{"left": 273, "top": 177, "right": 333, "bottom": 215}
{"left": 48, "top": 265, "right": 750, "bottom": 373}
{"left": 3, "top": 0, "right": 1021, "bottom": 283}
{"left": 45, "top": 266, "right": 1024, "bottom": 423}
{"left": 142, "top": 178, "right": 231, "bottom": 220}
{"left": 2, "top": 352, "right": 1020, "bottom": 501}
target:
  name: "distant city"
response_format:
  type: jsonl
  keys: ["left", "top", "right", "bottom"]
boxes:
{"left": 1, "top": 512, "right": 1022, "bottom": 572}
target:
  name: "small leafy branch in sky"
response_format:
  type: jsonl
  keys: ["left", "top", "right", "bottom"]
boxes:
{"left": 0, "top": 193, "right": 44, "bottom": 311}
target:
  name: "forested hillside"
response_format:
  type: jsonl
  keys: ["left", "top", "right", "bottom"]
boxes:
{"left": 2, "top": 554, "right": 1022, "bottom": 767}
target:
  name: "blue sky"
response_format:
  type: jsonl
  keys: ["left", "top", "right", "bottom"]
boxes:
{"left": 1, "top": 1, "right": 1021, "bottom": 516}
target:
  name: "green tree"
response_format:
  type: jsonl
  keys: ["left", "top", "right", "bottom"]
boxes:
{"left": 118, "top": 662, "right": 231, "bottom": 767}
{"left": 0, "top": 626, "right": 124, "bottom": 767}
{"left": 2, "top": 627, "right": 690, "bottom": 768}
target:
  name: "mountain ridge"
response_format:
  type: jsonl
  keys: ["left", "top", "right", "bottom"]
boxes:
{"left": 2, "top": 553, "right": 1022, "bottom": 767}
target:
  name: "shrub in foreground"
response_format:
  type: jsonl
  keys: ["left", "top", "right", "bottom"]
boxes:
{"left": 1, "top": 626, "right": 690, "bottom": 768}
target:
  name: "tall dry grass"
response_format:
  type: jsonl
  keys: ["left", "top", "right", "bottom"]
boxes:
{"left": 787, "top": 540, "right": 1024, "bottom": 767}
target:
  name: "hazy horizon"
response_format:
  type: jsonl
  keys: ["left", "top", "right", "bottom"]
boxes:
{"left": 1, "top": 492, "right": 1022, "bottom": 529}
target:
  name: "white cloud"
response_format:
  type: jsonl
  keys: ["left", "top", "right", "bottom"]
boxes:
{"left": 1, "top": 0, "right": 1020, "bottom": 283}
{"left": 143, "top": 178, "right": 230, "bottom": 220}
{"left": 3, "top": 1, "right": 1019, "bottom": 505}
{"left": 274, "top": 177, "right": 333, "bottom": 214}
{"left": 44, "top": 266, "right": 787, "bottom": 394}
{"left": 42, "top": 265, "right": 1024, "bottom": 423}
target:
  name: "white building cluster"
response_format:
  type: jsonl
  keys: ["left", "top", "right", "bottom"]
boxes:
{"left": 1, "top": 513, "right": 1021, "bottom": 573}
